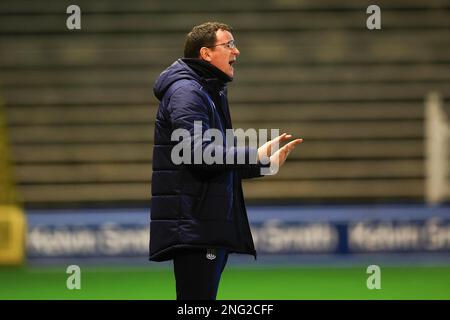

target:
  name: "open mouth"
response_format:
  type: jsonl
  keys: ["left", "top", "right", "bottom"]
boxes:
{"left": 229, "top": 60, "right": 236, "bottom": 66}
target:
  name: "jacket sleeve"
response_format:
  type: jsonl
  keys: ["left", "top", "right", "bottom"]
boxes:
{"left": 168, "top": 86, "right": 261, "bottom": 171}
{"left": 238, "top": 161, "right": 270, "bottom": 179}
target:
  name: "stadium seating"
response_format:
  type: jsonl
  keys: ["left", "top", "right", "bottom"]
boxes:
{"left": 0, "top": 0, "right": 449, "bottom": 207}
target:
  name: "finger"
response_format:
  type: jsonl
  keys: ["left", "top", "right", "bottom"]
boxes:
{"left": 281, "top": 133, "right": 294, "bottom": 141}
{"left": 273, "top": 133, "right": 287, "bottom": 143}
{"left": 283, "top": 140, "right": 302, "bottom": 155}
{"left": 283, "top": 139, "right": 303, "bottom": 149}
{"left": 288, "top": 138, "right": 303, "bottom": 146}
{"left": 266, "top": 134, "right": 283, "bottom": 149}
{"left": 272, "top": 133, "right": 296, "bottom": 146}
{"left": 280, "top": 144, "right": 293, "bottom": 156}
{"left": 276, "top": 139, "right": 302, "bottom": 162}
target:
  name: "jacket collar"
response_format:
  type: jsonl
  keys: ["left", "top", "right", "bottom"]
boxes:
{"left": 182, "top": 58, "right": 232, "bottom": 93}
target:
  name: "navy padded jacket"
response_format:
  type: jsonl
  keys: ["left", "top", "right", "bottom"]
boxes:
{"left": 149, "top": 59, "right": 264, "bottom": 261}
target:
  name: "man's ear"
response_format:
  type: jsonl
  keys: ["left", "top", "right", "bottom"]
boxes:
{"left": 199, "top": 47, "right": 212, "bottom": 62}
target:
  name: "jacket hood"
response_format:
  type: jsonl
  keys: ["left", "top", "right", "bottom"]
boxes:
{"left": 153, "top": 59, "right": 201, "bottom": 101}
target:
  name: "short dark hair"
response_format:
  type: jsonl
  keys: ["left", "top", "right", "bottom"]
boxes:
{"left": 184, "top": 22, "right": 233, "bottom": 58}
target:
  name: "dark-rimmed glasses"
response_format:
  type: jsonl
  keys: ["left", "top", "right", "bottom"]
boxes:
{"left": 206, "top": 40, "right": 236, "bottom": 49}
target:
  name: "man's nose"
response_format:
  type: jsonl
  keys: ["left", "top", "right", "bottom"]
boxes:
{"left": 233, "top": 47, "right": 240, "bottom": 56}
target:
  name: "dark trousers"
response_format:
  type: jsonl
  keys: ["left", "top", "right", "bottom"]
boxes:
{"left": 173, "top": 248, "right": 228, "bottom": 300}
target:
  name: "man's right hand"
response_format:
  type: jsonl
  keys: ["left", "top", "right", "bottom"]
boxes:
{"left": 269, "top": 137, "right": 303, "bottom": 169}
{"left": 257, "top": 133, "right": 303, "bottom": 169}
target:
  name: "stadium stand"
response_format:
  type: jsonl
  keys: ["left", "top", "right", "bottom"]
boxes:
{"left": 0, "top": 101, "right": 24, "bottom": 265}
{"left": 0, "top": 0, "right": 449, "bottom": 207}
{"left": 0, "top": 101, "right": 17, "bottom": 204}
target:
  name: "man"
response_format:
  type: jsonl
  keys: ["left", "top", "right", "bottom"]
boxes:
{"left": 150, "top": 22, "right": 302, "bottom": 300}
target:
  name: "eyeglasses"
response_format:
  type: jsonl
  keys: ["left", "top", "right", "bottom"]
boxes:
{"left": 206, "top": 40, "right": 236, "bottom": 50}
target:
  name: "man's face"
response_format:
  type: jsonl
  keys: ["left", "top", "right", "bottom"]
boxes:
{"left": 206, "top": 29, "right": 240, "bottom": 78}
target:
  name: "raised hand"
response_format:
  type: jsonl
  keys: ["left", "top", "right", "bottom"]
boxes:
{"left": 270, "top": 138, "right": 303, "bottom": 169}
{"left": 257, "top": 133, "right": 294, "bottom": 164}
